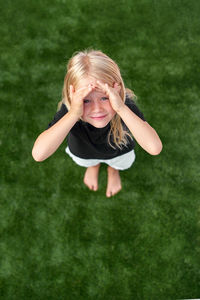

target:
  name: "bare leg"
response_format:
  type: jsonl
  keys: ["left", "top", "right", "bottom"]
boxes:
{"left": 106, "top": 166, "right": 122, "bottom": 197}
{"left": 83, "top": 164, "right": 100, "bottom": 191}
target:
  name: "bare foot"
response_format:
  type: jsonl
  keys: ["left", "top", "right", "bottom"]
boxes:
{"left": 83, "top": 164, "right": 100, "bottom": 191}
{"left": 106, "top": 166, "right": 122, "bottom": 197}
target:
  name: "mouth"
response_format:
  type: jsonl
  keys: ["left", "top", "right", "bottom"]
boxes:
{"left": 90, "top": 115, "right": 107, "bottom": 120}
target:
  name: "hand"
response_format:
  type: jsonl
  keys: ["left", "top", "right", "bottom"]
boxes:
{"left": 96, "top": 80, "right": 125, "bottom": 113}
{"left": 69, "top": 84, "right": 94, "bottom": 118}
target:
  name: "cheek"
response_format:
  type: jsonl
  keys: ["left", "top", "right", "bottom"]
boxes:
{"left": 110, "top": 110, "right": 116, "bottom": 119}
{"left": 107, "top": 102, "right": 115, "bottom": 114}
{"left": 83, "top": 104, "right": 90, "bottom": 116}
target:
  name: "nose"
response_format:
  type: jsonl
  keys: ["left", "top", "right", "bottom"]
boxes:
{"left": 91, "top": 100, "right": 103, "bottom": 112}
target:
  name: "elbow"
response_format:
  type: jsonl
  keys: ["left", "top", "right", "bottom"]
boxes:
{"left": 148, "top": 141, "right": 163, "bottom": 156}
{"left": 143, "top": 123, "right": 163, "bottom": 156}
{"left": 32, "top": 148, "right": 45, "bottom": 162}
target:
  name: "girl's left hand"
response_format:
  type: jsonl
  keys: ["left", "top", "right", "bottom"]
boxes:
{"left": 96, "top": 80, "right": 125, "bottom": 113}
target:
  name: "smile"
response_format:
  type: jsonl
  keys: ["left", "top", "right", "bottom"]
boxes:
{"left": 90, "top": 115, "right": 107, "bottom": 120}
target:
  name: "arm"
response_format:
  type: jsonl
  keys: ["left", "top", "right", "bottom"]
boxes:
{"left": 96, "top": 80, "right": 162, "bottom": 156}
{"left": 32, "top": 84, "right": 94, "bottom": 162}
{"left": 117, "top": 105, "right": 163, "bottom": 155}
{"left": 32, "top": 111, "right": 79, "bottom": 162}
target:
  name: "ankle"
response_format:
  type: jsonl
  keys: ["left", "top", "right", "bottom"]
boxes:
{"left": 107, "top": 166, "right": 118, "bottom": 173}
{"left": 87, "top": 163, "right": 100, "bottom": 170}
{"left": 93, "top": 163, "right": 100, "bottom": 169}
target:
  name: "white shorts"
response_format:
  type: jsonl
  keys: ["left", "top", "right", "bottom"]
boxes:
{"left": 65, "top": 146, "right": 136, "bottom": 170}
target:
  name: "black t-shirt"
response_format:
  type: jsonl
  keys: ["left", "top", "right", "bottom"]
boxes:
{"left": 46, "top": 95, "right": 146, "bottom": 159}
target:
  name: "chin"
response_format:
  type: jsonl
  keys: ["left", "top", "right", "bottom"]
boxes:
{"left": 94, "top": 124, "right": 108, "bottom": 128}
{"left": 88, "top": 119, "right": 110, "bottom": 128}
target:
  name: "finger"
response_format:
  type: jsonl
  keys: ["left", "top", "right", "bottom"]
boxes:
{"left": 96, "top": 80, "right": 110, "bottom": 94}
{"left": 76, "top": 86, "right": 89, "bottom": 93}
{"left": 113, "top": 82, "right": 121, "bottom": 93}
{"left": 113, "top": 82, "right": 120, "bottom": 88}
{"left": 96, "top": 80, "right": 106, "bottom": 88}
{"left": 76, "top": 84, "right": 93, "bottom": 93}
{"left": 78, "top": 86, "right": 94, "bottom": 103}
{"left": 82, "top": 85, "right": 93, "bottom": 96}
{"left": 74, "top": 85, "right": 93, "bottom": 99}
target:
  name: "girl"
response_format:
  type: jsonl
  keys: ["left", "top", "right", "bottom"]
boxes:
{"left": 32, "top": 49, "right": 162, "bottom": 197}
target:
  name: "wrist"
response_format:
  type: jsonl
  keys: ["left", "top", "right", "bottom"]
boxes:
{"left": 115, "top": 103, "right": 126, "bottom": 114}
{"left": 68, "top": 110, "right": 81, "bottom": 121}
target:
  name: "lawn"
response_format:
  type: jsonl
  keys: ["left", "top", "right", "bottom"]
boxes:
{"left": 1, "top": 0, "right": 200, "bottom": 299}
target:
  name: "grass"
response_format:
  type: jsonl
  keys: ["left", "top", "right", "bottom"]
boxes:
{"left": 1, "top": 0, "right": 200, "bottom": 299}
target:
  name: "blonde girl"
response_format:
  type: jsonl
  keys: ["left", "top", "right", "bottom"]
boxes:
{"left": 32, "top": 49, "right": 162, "bottom": 197}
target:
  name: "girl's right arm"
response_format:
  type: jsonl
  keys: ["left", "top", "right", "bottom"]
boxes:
{"left": 32, "top": 84, "right": 93, "bottom": 162}
{"left": 32, "top": 111, "right": 79, "bottom": 162}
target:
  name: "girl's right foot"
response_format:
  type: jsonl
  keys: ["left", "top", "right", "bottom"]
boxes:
{"left": 106, "top": 166, "right": 122, "bottom": 197}
{"left": 83, "top": 164, "right": 100, "bottom": 191}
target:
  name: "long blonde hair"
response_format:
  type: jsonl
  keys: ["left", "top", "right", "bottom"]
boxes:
{"left": 60, "top": 48, "right": 136, "bottom": 149}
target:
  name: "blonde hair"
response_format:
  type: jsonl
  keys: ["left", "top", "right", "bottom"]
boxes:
{"left": 60, "top": 48, "right": 136, "bottom": 149}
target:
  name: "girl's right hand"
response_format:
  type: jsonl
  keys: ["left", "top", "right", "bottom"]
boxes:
{"left": 69, "top": 84, "right": 93, "bottom": 118}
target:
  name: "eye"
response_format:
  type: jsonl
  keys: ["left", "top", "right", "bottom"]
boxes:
{"left": 101, "top": 97, "right": 108, "bottom": 101}
{"left": 84, "top": 99, "right": 90, "bottom": 104}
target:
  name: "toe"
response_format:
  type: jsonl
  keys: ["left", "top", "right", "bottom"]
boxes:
{"left": 106, "top": 190, "right": 112, "bottom": 197}
{"left": 90, "top": 184, "right": 98, "bottom": 191}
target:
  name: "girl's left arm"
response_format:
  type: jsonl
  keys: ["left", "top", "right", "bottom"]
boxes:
{"left": 96, "top": 80, "right": 162, "bottom": 155}
{"left": 117, "top": 105, "right": 162, "bottom": 155}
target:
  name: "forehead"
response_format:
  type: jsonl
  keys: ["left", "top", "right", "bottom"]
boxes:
{"left": 86, "top": 89, "right": 106, "bottom": 99}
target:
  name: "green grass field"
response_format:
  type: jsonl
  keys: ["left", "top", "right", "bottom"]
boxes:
{"left": 1, "top": 0, "right": 200, "bottom": 299}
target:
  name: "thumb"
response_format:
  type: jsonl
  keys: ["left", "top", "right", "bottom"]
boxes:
{"left": 69, "top": 85, "right": 74, "bottom": 99}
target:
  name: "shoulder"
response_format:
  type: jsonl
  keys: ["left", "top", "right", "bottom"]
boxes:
{"left": 125, "top": 92, "right": 138, "bottom": 104}
{"left": 46, "top": 102, "right": 68, "bottom": 130}
{"left": 54, "top": 102, "right": 68, "bottom": 119}
{"left": 125, "top": 94, "right": 139, "bottom": 110}
{"left": 125, "top": 94, "right": 146, "bottom": 121}
{"left": 59, "top": 103, "right": 68, "bottom": 113}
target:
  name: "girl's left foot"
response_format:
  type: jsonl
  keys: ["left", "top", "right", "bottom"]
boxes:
{"left": 106, "top": 166, "right": 122, "bottom": 197}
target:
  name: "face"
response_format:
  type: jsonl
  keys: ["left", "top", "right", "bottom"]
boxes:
{"left": 76, "top": 76, "right": 116, "bottom": 128}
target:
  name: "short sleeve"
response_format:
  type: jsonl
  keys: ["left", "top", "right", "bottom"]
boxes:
{"left": 125, "top": 96, "right": 146, "bottom": 121}
{"left": 46, "top": 103, "right": 68, "bottom": 130}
